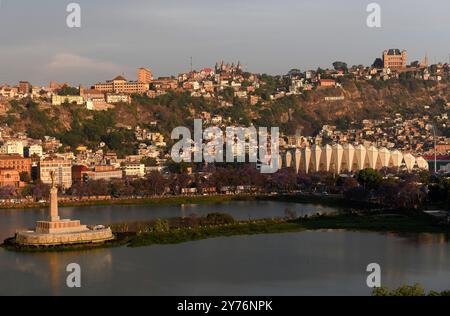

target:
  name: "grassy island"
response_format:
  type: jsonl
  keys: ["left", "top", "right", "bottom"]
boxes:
{"left": 124, "top": 212, "right": 449, "bottom": 248}
{"left": 3, "top": 210, "right": 449, "bottom": 252}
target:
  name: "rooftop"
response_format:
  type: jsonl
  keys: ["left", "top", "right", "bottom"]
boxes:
{"left": 386, "top": 49, "right": 404, "bottom": 56}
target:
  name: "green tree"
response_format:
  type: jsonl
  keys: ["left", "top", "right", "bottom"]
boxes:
{"left": 19, "top": 172, "right": 31, "bottom": 183}
{"left": 357, "top": 168, "right": 382, "bottom": 190}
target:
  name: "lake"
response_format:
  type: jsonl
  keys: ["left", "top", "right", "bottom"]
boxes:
{"left": 0, "top": 201, "right": 449, "bottom": 296}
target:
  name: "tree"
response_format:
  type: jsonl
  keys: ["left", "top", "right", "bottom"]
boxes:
{"left": 0, "top": 186, "right": 16, "bottom": 199}
{"left": 357, "top": 169, "right": 382, "bottom": 190}
{"left": 396, "top": 181, "right": 426, "bottom": 211}
{"left": 19, "top": 172, "right": 31, "bottom": 183}
{"left": 32, "top": 182, "right": 50, "bottom": 200}
{"left": 342, "top": 177, "right": 359, "bottom": 192}
{"left": 205, "top": 213, "right": 234, "bottom": 225}
{"left": 375, "top": 181, "right": 398, "bottom": 206}
{"left": 108, "top": 179, "right": 134, "bottom": 197}
{"left": 373, "top": 284, "right": 426, "bottom": 296}
{"left": 57, "top": 85, "right": 79, "bottom": 96}
{"left": 410, "top": 60, "right": 420, "bottom": 68}
{"left": 145, "top": 172, "right": 167, "bottom": 196}
{"left": 141, "top": 157, "right": 158, "bottom": 167}
{"left": 343, "top": 186, "right": 370, "bottom": 201}
{"left": 85, "top": 180, "right": 110, "bottom": 196}
{"left": 332, "top": 61, "right": 348, "bottom": 72}
{"left": 287, "top": 69, "right": 302, "bottom": 77}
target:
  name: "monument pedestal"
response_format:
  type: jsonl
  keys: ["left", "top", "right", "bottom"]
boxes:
{"left": 36, "top": 220, "right": 88, "bottom": 234}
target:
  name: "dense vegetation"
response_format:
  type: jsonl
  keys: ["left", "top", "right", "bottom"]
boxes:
{"left": 373, "top": 284, "right": 450, "bottom": 296}
{"left": 105, "top": 210, "right": 449, "bottom": 249}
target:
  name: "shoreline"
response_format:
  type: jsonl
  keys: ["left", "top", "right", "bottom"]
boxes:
{"left": 0, "top": 195, "right": 257, "bottom": 210}
{"left": 0, "top": 193, "right": 366, "bottom": 211}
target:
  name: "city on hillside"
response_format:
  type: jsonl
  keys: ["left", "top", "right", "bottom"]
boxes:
{"left": 0, "top": 49, "right": 448, "bottom": 204}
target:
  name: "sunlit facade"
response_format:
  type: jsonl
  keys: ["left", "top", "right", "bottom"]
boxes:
{"left": 279, "top": 144, "right": 429, "bottom": 174}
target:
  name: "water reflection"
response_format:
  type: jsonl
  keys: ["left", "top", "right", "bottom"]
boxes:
{"left": 1, "top": 201, "right": 449, "bottom": 296}
{"left": 0, "top": 230, "right": 449, "bottom": 296}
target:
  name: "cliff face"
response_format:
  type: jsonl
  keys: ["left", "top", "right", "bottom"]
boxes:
{"left": 269, "top": 79, "right": 449, "bottom": 135}
{"left": 301, "top": 80, "right": 446, "bottom": 119}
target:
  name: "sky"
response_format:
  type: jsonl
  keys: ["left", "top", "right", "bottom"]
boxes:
{"left": 0, "top": 0, "right": 449, "bottom": 86}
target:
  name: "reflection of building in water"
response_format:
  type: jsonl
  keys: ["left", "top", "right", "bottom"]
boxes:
{"left": 15, "top": 172, "right": 114, "bottom": 246}
{"left": 48, "top": 253, "right": 61, "bottom": 296}
{"left": 45, "top": 249, "right": 113, "bottom": 295}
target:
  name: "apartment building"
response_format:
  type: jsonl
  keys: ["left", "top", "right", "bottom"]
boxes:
{"left": 0, "top": 155, "right": 31, "bottom": 177}
{"left": 24, "top": 144, "right": 43, "bottom": 158}
{"left": 39, "top": 158, "right": 72, "bottom": 189}
{"left": 0, "top": 169, "right": 23, "bottom": 188}
{"left": 106, "top": 94, "right": 131, "bottom": 104}
{"left": 0, "top": 140, "right": 24, "bottom": 156}
{"left": 138, "top": 68, "right": 153, "bottom": 84}
{"left": 94, "top": 76, "right": 150, "bottom": 94}
{"left": 123, "top": 163, "right": 145, "bottom": 178}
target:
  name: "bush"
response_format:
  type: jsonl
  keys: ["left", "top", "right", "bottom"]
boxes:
{"left": 153, "top": 219, "right": 170, "bottom": 233}
{"left": 205, "top": 213, "right": 235, "bottom": 225}
{"left": 373, "top": 284, "right": 450, "bottom": 296}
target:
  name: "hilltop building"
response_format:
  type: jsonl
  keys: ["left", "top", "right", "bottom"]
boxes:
{"left": 138, "top": 67, "right": 153, "bottom": 83}
{"left": 383, "top": 49, "right": 407, "bottom": 69}
{"left": 94, "top": 75, "right": 150, "bottom": 94}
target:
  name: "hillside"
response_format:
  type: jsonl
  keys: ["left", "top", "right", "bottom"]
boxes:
{"left": 0, "top": 78, "right": 449, "bottom": 155}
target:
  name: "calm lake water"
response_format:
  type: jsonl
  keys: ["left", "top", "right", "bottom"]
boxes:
{"left": 0, "top": 201, "right": 449, "bottom": 296}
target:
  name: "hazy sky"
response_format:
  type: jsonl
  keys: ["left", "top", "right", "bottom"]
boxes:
{"left": 0, "top": 0, "right": 449, "bottom": 86}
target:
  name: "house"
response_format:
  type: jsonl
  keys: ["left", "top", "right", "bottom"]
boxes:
{"left": 319, "top": 79, "right": 337, "bottom": 88}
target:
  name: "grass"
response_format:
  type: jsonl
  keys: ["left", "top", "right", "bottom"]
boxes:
{"left": 126, "top": 212, "right": 449, "bottom": 248}
{"left": 128, "top": 220, "right": 306, "bottom": 247}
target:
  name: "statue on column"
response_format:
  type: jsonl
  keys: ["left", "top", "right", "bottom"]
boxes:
{"left": 50, "top": 171, "right": 56, "bottom": 189}
{"left": 49, "top": 171, "right": 60, "bottom": 222}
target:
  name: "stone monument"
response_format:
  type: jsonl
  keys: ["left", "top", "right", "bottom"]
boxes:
{"left": 15, "top": 172, "right": 114, "bottom": 247}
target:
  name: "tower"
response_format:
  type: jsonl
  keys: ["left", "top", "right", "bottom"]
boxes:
{"left": 49, "top": 171, "right": 60, "bottom": 222}
{"left": 420, "top": 53, "right": 429, "bottom": 68}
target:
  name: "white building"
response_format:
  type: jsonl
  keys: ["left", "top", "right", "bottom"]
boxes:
{"left": 280, "top": 144, "right": 429, "bottom": 174}
{"left": 52, "top": 95, "right": 85, "bottom": 106}
{"left": 0, "top": 140, "right": 24, "bottom": 156}
{"left": 106, "top": 94, "right": 131, "bottom": 104}
{"left": 25, "top": 144, "right": 43, "bottom": 158}
{"left": 123, "top": 163, "right": 146, "bottom": 178}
